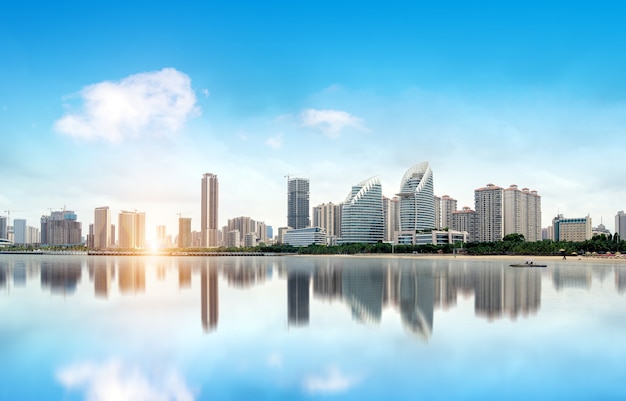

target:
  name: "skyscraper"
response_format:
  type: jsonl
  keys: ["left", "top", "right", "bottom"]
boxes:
{"left": 340, "top": 176, "right": 384, "bottom": 244}
{"left": 41, "top": 210, "right": 82, "bottom": 245}
{"left": 201, "top": 173, "right": 219, "bottom": 247}
{"left": 396, "top": 162, "right": 435, "bottom": 243}
{"left": 440, "top": 195, "right": 458, "bottom": 230}
{"left": 94, "top": 206, "right": 111, "bottom": 248}
{"left": 0, "top": 216, "right": 7, "bottom": 240}
{"left": 287, "top": 177, "right": 310, "bottom": 229}
{"left": 313, "top": 202, "right": 342, "bottom": 244}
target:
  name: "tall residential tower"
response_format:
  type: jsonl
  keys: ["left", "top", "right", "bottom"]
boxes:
{"left": 201, "top": 173, "right": 219, "bottom": 247}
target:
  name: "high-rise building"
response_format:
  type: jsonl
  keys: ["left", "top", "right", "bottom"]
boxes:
{"left": 41, "top": 210, "right": 82, "bottom": 245}
{"left": 616, "top": 211, "right": 626, "bottom": 240}
{"left": 340, "top": 176, "right": 384, "bottom": 244}
{"left": 227, "top": 216, "right": 255, "bottom": 243}
{"left": 452, "top": 206, "right": 478, "bottom": 242}
{"left": 474, "top": 184, "right": 504, "bottom": 242}
{"left": 440, "top": 195, "right": 458, "bottom": 230}
{"left": 117, "top": 210, "right": 146, "bottom": 249}
{"left": 201, "top": 173, "right": 219, "bottom": 247}
{"left": 0, "top": 216, "right": 7, "bottom": 240}
{"left": 287, "top": 177, "right": 310, "bottom": 229}
{"left": 156, "top": 225, "right": 167, "bottom": 248}
{"left": 434, "top": 195, "right": 441, "bottom": 229}
{"left": 94, "top": 206, "right": 111, "bottom": 248}
{"left": 13, "top": 219, "right": 26, "bottom": 244}
{"left": 503, "top": 185, "right": 541, "bottom": 242}
{"left": 178, "top": 218, "right": 192, "bottom": 248}
{"left": 383, "top": 196, "right": 399, "bottom": 242}
{"left": 396, "top": 162, "right": 435, "bottom": 244}
{"left": 313, "top": 202, "right": 342, "bottom": 244}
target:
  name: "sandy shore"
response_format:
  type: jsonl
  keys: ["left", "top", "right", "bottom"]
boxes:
{"left": 344, "top": 253, "right": 626, "bottom": 264}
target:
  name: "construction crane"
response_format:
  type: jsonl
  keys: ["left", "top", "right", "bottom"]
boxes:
{"left": 3, "top": 209, "right": 29, "bottom": 227}
{"left": 284, "top": 172, "right": 308, "bottom": 181}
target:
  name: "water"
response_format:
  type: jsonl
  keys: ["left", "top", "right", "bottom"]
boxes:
{"left": 1, "top": 255, "right": 625, "bottom": 400}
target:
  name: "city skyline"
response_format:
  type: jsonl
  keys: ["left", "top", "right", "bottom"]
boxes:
{"left": 3, "top": 2, "right": 626, "bottom": 236}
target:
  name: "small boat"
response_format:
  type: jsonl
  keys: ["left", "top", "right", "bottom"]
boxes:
{"left": 509, "top": 263, "right": 547, "bottom": 268}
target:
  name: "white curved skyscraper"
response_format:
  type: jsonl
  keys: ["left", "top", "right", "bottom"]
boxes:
{"left": 339, "top": 176, "right": 384, "bottom": 244}
{"left": 397, "top": 162, "right": 435, "bottom": 233}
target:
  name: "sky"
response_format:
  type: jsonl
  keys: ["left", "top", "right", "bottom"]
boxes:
{"left": 2, "top": 0, "right": 626, "bottom": 238}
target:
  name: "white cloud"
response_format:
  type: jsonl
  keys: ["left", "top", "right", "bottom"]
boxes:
{"left": 266, "top": 352, "right": 283, "bottom": 368}
{"left": 56, "top": 360, "right": 195, "bottom": 401}
{"left": 54, "top": 68, "right": 199, "bottom": 142}
{"left": 300, "top": 108, "right": 365, "bottom": 138}
{"left": 302, "top": 366, "right": 361, "bottom": 394}
{"left": 266, "top": 133, "right": 283, "bottom": 149}
{"left": 201, "top": 88, "right": 210, "bottom": 97}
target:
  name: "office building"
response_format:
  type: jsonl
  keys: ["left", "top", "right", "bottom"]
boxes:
{"left": 552, "top": 215, "right": 592, "bottom": 242}
{"left": 434, "top": 195, "right": 441, "bottom": 229}
{"left": 0, "top": 216, "right": 7, "bottom": 240}
{"left": 94, "top": 206, "right": 111, "bottom": 248}
{"left": 283, "top": 227, "right": 327, "bottom": 247}
{"left": 396, "top": 162, "right": 435, "bottom": 244}
{"left": 201, "top": 173, "right": 219, "bottom": 247}
{"left": 340, "top": 176, "right": 384, "bottom": 244}
{"left": 226, "top": 230, "right": 240, "bottom": 248}
{"left": 13, "top": 219, "right": 26, "bottom": 244}
{"left": 474, "top": 184, "right": 504, "bottom": 242}
{"left": 287, "top": 177, "right": 310, "bottom": 229}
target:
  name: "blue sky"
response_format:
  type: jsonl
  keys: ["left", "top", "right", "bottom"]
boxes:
{"left": 2, "top": 1, "right": 626, "bottom": 237}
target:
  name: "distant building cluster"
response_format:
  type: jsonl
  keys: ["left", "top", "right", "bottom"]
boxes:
{"left": 2, "top": 163, "right": 625, "bottom": 248}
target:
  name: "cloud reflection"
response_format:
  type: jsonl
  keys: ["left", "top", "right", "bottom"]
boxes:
{"left": 302, "top": 366, "right": 361, "bottom": 395}
{"left": 56, "top": 360, "right": 194, "bottom": 401}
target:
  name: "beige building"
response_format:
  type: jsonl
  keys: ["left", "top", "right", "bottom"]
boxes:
{"left": 118, "top": 210, "right": 146, "bottom": 249}
{"left": 201, "top": 173, "right": 219, "bottom": 247}
{"left": 313, "top": 202, "right": 342, "bottom": 244}
{"left": 94, "top": 206, "right": 111, "bottom": 248}
{"left": 474, "top": 184, "right": 504, "bottom": 242}
{"left": 178, "top": 217, "right": 192, "bottom": 248}
{"left": 440, "top": 195, "right": 458, "bottom": 230}
{"left": 552, "top": 215, "right": 592, "bottom": 242}
{"left": 503, "top": 185, "right": 541, "bottom": 241}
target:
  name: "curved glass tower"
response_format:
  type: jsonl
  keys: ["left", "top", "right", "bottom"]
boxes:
{"left": 397, "top": 162, "right": 435, "bottom": 232}
{"left": 339, "top": 176, "right": 384, "bottom": 244}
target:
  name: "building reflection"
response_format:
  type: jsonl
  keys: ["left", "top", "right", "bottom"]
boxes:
{"left": 394, "top": 267, "right": 435, "bottom": 339}
{"left": 288, "top": 270, "right": 310, "bottom": 326}
{"left": 178, "top": 263, "right": 192, "bottom": 289}
{"left": 93, "top": 259, "right": 114, "bottom": 298}
{"left": 118, "top": 259, "right": 145, "bottom": 294}
{"left": 223, "top": 258, "right": 267, "bottom": 288}
{"left": 341, "top": 267, "right": 384, "bottom": 324}
{"left": 616, "top": 266, "right": 626, "bottom": 293}
{"left": 201, "top": 261, "right": 219, "bottom": 332}
{"left": 40, "top": 260, "right": 82, "bottom": 295}
{"left": 552, "top": 266, "right": 591, "bottom": 291}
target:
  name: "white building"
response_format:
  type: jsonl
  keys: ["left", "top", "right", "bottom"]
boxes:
{"left": 339, "top": 176, "right": 384, "bottom": 244}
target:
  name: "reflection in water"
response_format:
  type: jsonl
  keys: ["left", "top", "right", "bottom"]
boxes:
{"left": 40, "top": 260, "right": 82, "bottom": 295}
{"left": 118, "top": 259, "right": 145, "bottom": 294}
{"left": 288, "top": 270, "right": 310, "bottom": 326}
{"left": 201, "top": 262, "right": 219, "bottom": 332}
{"left": 552, "top": 265, "right": 592, "bottom": 291}
{"left": 342, "top": 267, "right": 384, "bottom": 324}
{"left": 2, "top": 255, "right": 625, "bottom": 339}
{"left": 56, "top": 359, "right": 194, "bottom": 401}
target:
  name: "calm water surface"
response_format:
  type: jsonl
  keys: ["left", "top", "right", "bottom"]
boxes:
{"left": 1, "top": 255, "right": 625, "bottom": 400}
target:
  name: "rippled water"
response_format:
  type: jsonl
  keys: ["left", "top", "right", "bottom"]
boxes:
{"left": 1, "top": 255, "right": 625, "bottom": 400}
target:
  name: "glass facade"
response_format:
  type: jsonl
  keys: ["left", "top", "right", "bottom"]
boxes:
{"left": 339, "top": 176, "right": 384, "bottom": 244}
{"left": 398, "top": 162, "right": 435, "bottom": 233}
